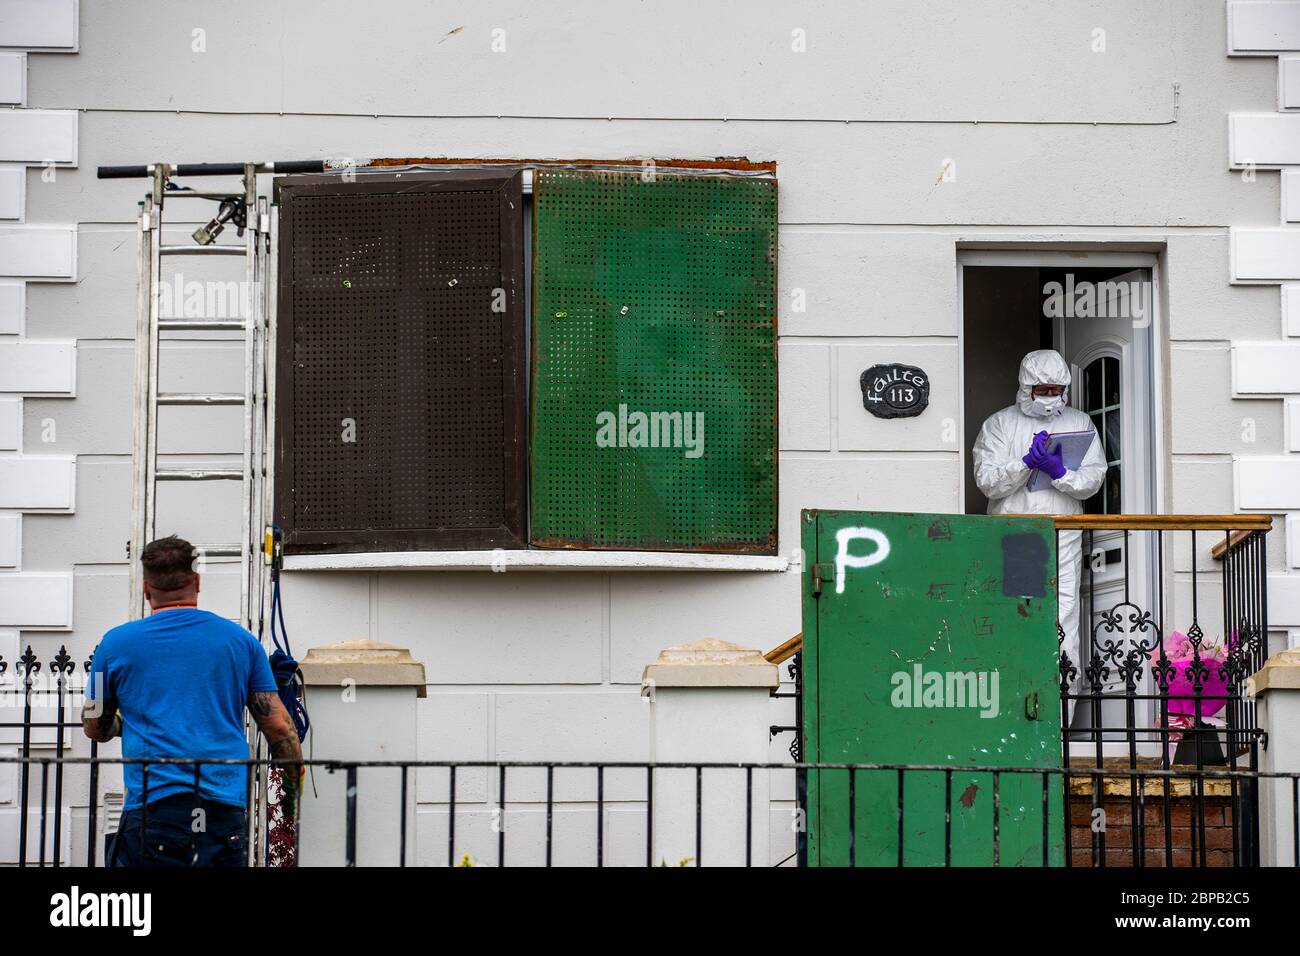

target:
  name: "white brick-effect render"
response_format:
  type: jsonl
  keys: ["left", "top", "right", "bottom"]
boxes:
{"left": 0, "top": 515, "right": 18, "bottom": 567}
{"left": 0, "top": 573, "right": 72, "bottom": 629}
{"left": 1226, "top": 10, "right": 1300, "bottom": 584}
{"left": 1230, "top": 113, "right": 1300, "bottom": 166}
{"left": 1285, "top": 171, "right": 1300, "bottom": 220}
{"left": 0, "top": 398, "right": 19, "bottom": 450}
{"left": 1232, "top": 342, "right": 1300, "bottom": 393}
{"left": 1285, "top": 285, "right": 1300, "bottom": 335}
{"left": 0, "top": 0, "right": 78, "bottom": 52}
{"left": 1230, "top": 2, "right": 1300, "bottom": 54}
{"left": 0, "top": 167, "right": 25, "bottom": 221}
{"left": 0, "top": 10, "right": 81, "bottom": 638}
{"left": 0, "top": 341, "right": 75, "bottom": 394}
{"left": 0, "top": 53, "right": 24, "bottom": 106}
{"left": 0, "top": 110, "right": 76, "bottom": 165}
{"left": 0, "top": 457, "right": 75, "bottom": 512}
{"left": 1231, "top": 227, "right": 1300, "bottom": 281}
{"left": 1236, "top": 457, "right": 1300, "bottom": 510}
{"left": 1284, "top": 55, "right": 1300, "bottom": 108}
{"left": 0, "top": 282, "right": 23, "bottom": 335}
{"left": 0, "top": 226, "right": 75, "bottom": 280}
{"left": 1269, "top": 573, "right": 1300, "bottom": 623}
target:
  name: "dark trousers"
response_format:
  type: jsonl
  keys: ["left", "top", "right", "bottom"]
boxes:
{"left": 109, "top": 792, "right": 248, "bottom": 867}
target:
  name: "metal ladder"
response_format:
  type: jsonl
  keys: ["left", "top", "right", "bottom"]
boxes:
{"left": 127, "top": 162, "right": 273, "bottom": 633}
{"left": 104, "top": 158, "right": 328, "bottom": 866}
{"left": 125, "top": 161, "right": 277, "bottom": 862}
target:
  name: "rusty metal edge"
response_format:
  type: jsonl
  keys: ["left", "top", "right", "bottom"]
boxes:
{"left": 361, "top": 156, "right": 777, "bottom": 174}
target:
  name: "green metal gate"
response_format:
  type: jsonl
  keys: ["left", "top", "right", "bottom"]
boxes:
{"left": 801, "top": 510, "right": 1065, "bottom": 866}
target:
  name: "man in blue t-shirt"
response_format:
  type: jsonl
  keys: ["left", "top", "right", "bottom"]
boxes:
{"left": 83, "top": 535, "right": 303, "bottom": 866}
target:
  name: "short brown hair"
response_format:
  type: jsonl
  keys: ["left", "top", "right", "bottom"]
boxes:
{"left": 141, "top": 535, "right": 198, "bottom": 591}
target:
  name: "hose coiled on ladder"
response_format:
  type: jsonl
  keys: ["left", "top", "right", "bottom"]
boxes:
{"left": 265, "top": 527, "right": 309, "bottom": 742}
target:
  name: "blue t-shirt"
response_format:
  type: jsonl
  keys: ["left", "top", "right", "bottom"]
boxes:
{"left": 87, "top": 608, "right": 277, "bottom": 810}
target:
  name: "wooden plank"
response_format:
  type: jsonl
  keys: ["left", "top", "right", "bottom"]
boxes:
{"left": 996, "top": 514, "right": 1273, "bottom": 532}
{"left": 764, "top": 632, "right": 802, "bottom": 664}
{"left": 1210, "top": 528, "right": 1258, "bottom": 561}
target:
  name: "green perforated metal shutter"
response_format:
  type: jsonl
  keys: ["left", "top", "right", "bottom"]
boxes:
{"left": 529, "top": 170, "right": 778, "bottom": 553}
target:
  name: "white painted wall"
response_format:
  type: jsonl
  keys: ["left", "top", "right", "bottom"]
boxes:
{"left": 5, "top": 0, "right": 1300, "bottom": 866}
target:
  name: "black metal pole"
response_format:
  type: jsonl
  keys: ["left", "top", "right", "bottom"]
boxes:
{"left": 345, "top": 765, "right": 357, "bottom": 867}
{"left": 399, "top": 765, "right": 408, "bottom": 868}
{"left": 97, "top": 160, "right": 328, "bottom": 180}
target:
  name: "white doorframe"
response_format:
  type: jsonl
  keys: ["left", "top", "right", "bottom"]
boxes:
{"left": 956, "top": 248, "right": 1167, "bottom": 755}
{"left": 954, "top": 249, "right": 1163, "bottom": 518}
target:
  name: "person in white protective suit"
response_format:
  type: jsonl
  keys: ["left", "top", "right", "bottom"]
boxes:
{"left": 971, "top": 349, "right": 1107, "bottom": 726}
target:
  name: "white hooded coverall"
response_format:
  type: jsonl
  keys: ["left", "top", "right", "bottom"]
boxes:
{"left": 971, "top": 350, "right": 1107, "bottom": 722}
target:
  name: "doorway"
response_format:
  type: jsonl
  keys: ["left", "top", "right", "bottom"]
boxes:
{"left": 959, "top": 253, "right": 1159, "bottom": 742}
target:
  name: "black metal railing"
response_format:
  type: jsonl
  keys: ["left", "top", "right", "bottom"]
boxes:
{"left": 766, "top": 636, "right": 804, "bottom": 866}
{"left": 1, "top": 516, "right": 1276, "bottom": 867}
{"left": 0, "top": 645, "right": 97, "bottom": 868}
{"left": 2, "top": 755, "right": 1296, "bottom": 867}
{"left": 1054, "top": 516, "right": 1271, "bottom": 866}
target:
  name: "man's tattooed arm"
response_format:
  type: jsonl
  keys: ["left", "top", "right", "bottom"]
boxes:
{"left": 247, "top": 690, "right": 272, "bottom": 719}
{"left": 247, "top": 691, "right": 302, "bottom": 758}
{"left": 247, "top": 691, "right": 305, "bottom": 814}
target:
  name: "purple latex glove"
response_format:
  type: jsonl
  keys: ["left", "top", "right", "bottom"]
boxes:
{"left": 1039, "top": 443, "right": 1066, "bottom": 480}
{"left": 1021, "top": 430, "right": 1049, "bottom": 470}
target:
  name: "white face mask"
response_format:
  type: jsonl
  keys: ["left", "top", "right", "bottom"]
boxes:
{"left": 1030, "top": 394, "right": 1064, "bottom": 417}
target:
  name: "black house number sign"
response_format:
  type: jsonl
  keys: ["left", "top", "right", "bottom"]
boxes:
{"left": 860, "top": 364, "right": 930, "bottom": 419}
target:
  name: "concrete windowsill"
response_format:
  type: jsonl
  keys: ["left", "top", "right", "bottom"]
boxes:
{"left": 282, "top": 550, "right": 791, "bottom": 573}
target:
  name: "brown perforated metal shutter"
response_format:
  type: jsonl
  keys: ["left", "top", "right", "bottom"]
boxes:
{"left": 274, "top": 171, "right": 526, "bottom": 553}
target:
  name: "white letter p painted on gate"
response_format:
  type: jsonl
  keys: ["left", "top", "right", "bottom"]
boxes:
{"left": 834, "top": 527, "right": 890, "bottom": 594}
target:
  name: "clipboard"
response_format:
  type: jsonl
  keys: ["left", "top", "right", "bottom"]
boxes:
{"left": 1027, "top": 429, "right": 1095, "bottom": 492}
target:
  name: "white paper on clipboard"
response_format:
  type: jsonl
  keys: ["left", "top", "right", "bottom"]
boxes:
{"left": 1027, "top": 429, "right": 1096, "bottom": 492}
